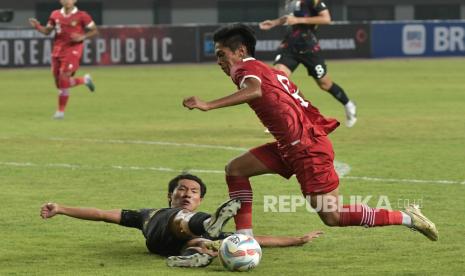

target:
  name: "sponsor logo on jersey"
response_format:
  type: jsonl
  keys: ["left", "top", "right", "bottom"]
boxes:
{"left": 71, "top": 20, "right": 77, "bottom": 27}
{"left": 402, "top": 25, "right": 426, "bottom": 55}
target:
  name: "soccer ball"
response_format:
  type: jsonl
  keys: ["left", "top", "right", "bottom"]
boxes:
{"left": 218, "top": 234, "right": 262, "bottom": 272}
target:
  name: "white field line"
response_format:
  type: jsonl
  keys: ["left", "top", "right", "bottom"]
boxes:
{"left": 47, "top": 137, "right": 351, "bottom": 177}
{"left": 343, "top": 176, "right": 465, "bottom": 185}
{"left": 49, "top": 137, "right": 250, "bottom": 152}
{"left": 1, "top": 137, "right": 463, "bottom": 185}
{"left": 1, "top": 161, "right": 464, "bottom": 185}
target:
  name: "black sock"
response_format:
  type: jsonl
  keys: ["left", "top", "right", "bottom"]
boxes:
{"left": 188, "top": 212, "right": 211, "bottom": 236}
{"left": 327, "top": 83, "right": 350, "bottom": 105}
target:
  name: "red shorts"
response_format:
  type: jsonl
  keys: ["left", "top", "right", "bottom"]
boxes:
{"left": 51, "top": 53, "right": 81, "bottom": 84}
{"left": 250, "top": 136, "right": 339, "bottom": 195}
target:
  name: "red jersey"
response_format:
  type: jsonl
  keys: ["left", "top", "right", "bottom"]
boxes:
{"left": 47, "top": 7, "right": 94, "bottom": 57}
{"left": 230, "top": 58, "right": 339, "bottom": 156}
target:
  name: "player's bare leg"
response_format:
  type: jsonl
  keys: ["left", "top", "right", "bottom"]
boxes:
{"left": 53, "top": 69, "right": 91, "bottom": 119}
{"left": 316, "top": 75, "right": 357, "bottom": 127}
{"left": 306, "top": 188, "right": 438, "bottom": 241}
{"left": 226, "top": 151, "right": 275, "bottom": 236}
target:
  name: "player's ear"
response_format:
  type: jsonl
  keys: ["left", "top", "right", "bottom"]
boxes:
{"left": 167, "top": 193, "right": 172, "bottom": 207}
{"left": 238, "top": 45, "right": 248, "bottom": 57}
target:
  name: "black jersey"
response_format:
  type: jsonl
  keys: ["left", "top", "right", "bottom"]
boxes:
{"left": 120, "top": 207, "right": 185, "bottom": 256}
{"left": 282, "top": 0, "right": 328, "bottom": 53}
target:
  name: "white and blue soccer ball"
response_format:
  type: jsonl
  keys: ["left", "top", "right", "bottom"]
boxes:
{"left": 218, "top": 234, "right": 262, "bottom": 272}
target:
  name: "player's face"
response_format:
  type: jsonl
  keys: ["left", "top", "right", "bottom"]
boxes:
{"left": 60, "top": 0, "right": 76, "bottom": 9}
{"left": 215, "top": 42, "right": 245, "bottom": 76}
{"left": 170, "top": 179, "right": 202, "bottom": 211}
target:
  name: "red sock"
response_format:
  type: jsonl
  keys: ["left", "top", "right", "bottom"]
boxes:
{"left": 58, "top": 76, "right": 84, "bottom": 89}
{"left": 58, "top": 89, "right": 69, "bottom": 112}
{"left": 339, "top": 204, "right": 403, "bottom": 227}
{"left": 70, "top": 77, "right": 85, "bottom": 87}
{"left": 226, "top": 175, "right": 253, "bottom": 230}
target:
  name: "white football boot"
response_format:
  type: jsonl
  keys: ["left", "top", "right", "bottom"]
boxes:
{"left": 84, "top": 74, "right": 95, "bottom": 92}
{"left": 404, "top": 204, "right": 438, "bottom": 241}
{"left": 344, "top": 100, "right": 357, "bottom": 127}
{"left": 52, "top": 111, "right": 64, "bottom": 120}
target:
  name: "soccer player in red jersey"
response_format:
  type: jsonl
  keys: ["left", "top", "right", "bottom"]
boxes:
{"left": 183, "top": 24, "right": 438, "bottom": 241}
{"left": 29, "top": 0, "right": 98, "bottom": 119}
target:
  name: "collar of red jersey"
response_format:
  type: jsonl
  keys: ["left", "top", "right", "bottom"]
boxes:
{"left": 242, "top": 57, "right": 256, "bottom": 62}
{"left": 60, "top": 7, "right": 78, "bottom": 16}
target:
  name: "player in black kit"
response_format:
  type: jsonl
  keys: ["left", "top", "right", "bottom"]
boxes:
{"left": 40, "top": 173, "right": 322, "bottom": 268}
{"left": 260, "top": 0, "right": 357, "bottom": 127}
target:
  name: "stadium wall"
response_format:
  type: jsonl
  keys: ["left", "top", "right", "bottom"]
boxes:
{"left": 0, "top": 20, "right": 464, "bottom": 68}
{"left": 371, "top": 21, "right": 465, "bottom": 58}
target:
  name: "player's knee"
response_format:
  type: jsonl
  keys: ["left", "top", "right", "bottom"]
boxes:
{"left": 320, "top": 213, "right": 340, "bottom": 227}
{"left": 322, "top": 218, "right": 339, "bottom": 227}
{"left": 319, "top": 81, "right": 332, "bottom": 91}
{"left": 225, "top": 162, "right": 236, "bottom": 176}
{"left": 225, "top": 159, "right": 246, "bottom": 176}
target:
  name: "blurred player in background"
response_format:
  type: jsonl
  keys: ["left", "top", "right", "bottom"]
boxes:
{"left": 183, "top": 24, "right": 438, "bottom": 242}
{"left": 259, "top": 0, "right": 357, "bottom": 127}
{"left": 29, "top": 0, "right": 97, "bottom": 119}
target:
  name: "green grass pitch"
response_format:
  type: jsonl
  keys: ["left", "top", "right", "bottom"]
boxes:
{"left": 0, "top": 58, "right": 464, "bottom": 275}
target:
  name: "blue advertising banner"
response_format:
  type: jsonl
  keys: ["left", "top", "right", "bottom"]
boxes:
{"left": 372, "top": 21, "right": 465, "bottom": 58}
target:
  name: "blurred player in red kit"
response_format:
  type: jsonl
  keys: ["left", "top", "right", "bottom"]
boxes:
{"left": 29, "top": 0, "right": 98, "bottom": 119}
{"left": 183, "top": 24, "right": 438, "bottom": 242}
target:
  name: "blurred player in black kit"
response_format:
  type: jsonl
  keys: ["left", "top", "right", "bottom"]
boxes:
{"left": 260, "top": 0, "right": 357, "bottom": 127}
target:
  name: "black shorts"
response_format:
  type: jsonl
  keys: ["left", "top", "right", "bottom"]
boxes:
{"left": 120, "top": 208, "right": 186, "bottom": 257}
{"left": 273, "top": 46, "right": 327, "bottom": 79}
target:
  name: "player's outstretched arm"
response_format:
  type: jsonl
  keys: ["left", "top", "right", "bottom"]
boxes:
{"left": 259, "top": 16, "right": 287, "bottom": 30}
{"left": 254, "top": 230, "right": 323, "bottom": 247}
{"left": 183, "top": 78, "right": 262, "bottom": 111}
{"left": 40, "top": 202, "right": 121, "bottom": 224}
{"left": 286, "top": 10, "right": 331, "bottom": 26}
{"left": 28, "top": 18, "right": 53, "bottom": 35}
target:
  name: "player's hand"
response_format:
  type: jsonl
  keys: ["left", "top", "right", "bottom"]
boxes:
{"left": 285, "top": 15, "right": 300, "bottom": 26}
{"left": 70, "top": 33, "right": 86, "bottom": 42}
{"left": 259, "top": 20, "right": 275, "bottom": 30}
{"left": 40, "top": 202, "right": 59, "bottom": 219}
{"left": 183, "top": 96, "right": 210, "bottom": 111}
{"left": 298, "top": 230, "right": 323, "bottom": 244}
{"left": 28, "top": 18, "right": 40, "bottom": 28}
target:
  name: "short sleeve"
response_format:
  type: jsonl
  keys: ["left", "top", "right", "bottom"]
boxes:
{"left": 231, "top": 62, "right": 262, "bottom": 89}
{"left": 311, "top": 0, "right": 328, "bottom": 13}
{"left": 119, "top": 209, "right": 144, "bottom": 230}
{"left": 47, "top": 12, "right": 56, "bottom": 27}
{"left": 80, "top": 12, "right": 94, "bottom": 28}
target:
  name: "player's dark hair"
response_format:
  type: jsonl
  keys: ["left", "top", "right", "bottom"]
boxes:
{"left": 168, "top": 173, "right": 207, "bottom": 206}
{"left": 213, "top": 24, "right": 256, "bottom": 57}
